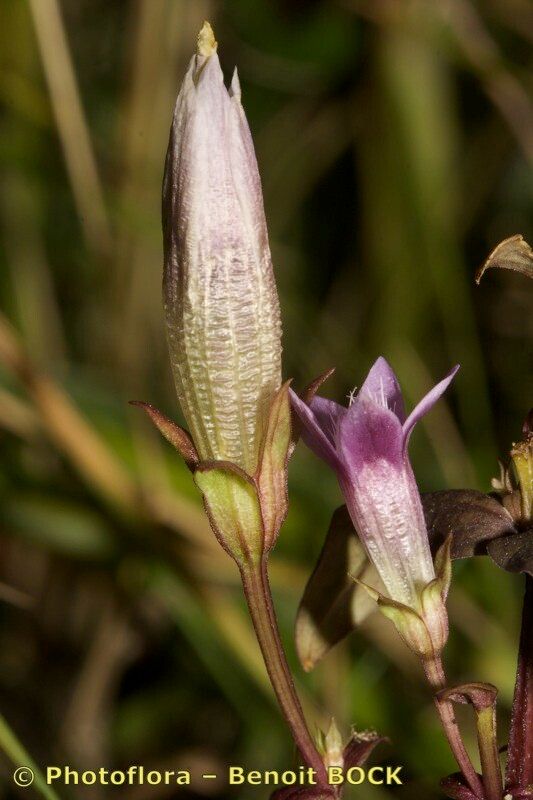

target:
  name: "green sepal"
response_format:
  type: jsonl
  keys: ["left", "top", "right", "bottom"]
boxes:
{"left": 420, "top": 537, "right": 452, "bottom": 654}
{"left": 290, "top": 367, "right": 335, "bottom": 451}
{"left": 377, "top": 597, "right": 433, "bottom": 658}
{"left": 194, "top": 462, "right": 263, "bottom": 566}
{"left": 433, "top": 534, "right": 453, "bottom": 599}
{"left": 511, "top": 433, "right": 533, "bottom": 522}
{"left": 130, "top": 401, "right": 199, "bottom": 469}
{"left": 323, "top": 717, "right": 344, "bottom": 769}
{"left": 256, "top": 381, "right": 292, "bottom": 551}
{"left": 353, "top": 577, "right": 433, "bottom": 658}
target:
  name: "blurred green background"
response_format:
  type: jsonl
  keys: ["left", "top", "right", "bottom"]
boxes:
{"left": 0, "top": 0, "right": 532, "bottom": 798}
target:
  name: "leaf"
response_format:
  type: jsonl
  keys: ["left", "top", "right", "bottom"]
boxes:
{"left": 343, "top": 731, "right": 388, "bottom": 768}
{"left": 295, "top": 505, "right": 379, "bottom": 671}
{"left": 270, "top": 789, "right": 332, "bottom": 800}
{"left": 476, "top": 235, "right": 533, "bottom": 284}
{"left": 194, "top": 462, "right": 263, "bottom": 565}
{"left": 438, "top": 682, "right": 498, "bottom": 712}
{"left": 256, "top": 381, "right": 292, "bottom": 551}
{"left": 440, "top": 773, "right": 480, "bottom": 800}
{"left": 486, "top": 529, "right": 533, "bottom": 577}
{"left": 130, "top": 401, "right": 198, "bottom": 468}
{"left": 423, "top": 490, "right": 516, "bottom": 558}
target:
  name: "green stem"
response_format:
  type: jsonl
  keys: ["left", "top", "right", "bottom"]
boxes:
{"left": 240, "top": 559, "right": 328, "bottom": 787}
{"left": 424, "top": 657, "right": 485, "bottom": 798}
{"left": 476, "top": 707, "right": 503, "bottom": 800}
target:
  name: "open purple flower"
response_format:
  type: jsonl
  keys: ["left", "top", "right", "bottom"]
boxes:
{"left": 290, "top": 358, "right": 459, "bottom": 632}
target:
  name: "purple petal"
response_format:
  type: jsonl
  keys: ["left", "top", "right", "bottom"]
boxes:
{"left": 340, "top": 395, "right": 404, "bottom": 470}
{"left": 289, "top": 390, "right": 345, "bottom": 474}
{"left": 402, "top": 365, "right": 460, "bottom": 447}
{"left": 338, "top": 397, "right": 435, "bottom": 606}
{"left": 359, "top": 357, "right": 405, "bottom": 421}
{"left": 309, "top": 396, "right": 347, "bottom": 444}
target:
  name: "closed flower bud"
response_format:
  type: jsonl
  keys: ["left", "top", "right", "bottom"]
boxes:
{"left": 163, "top": 21, "right": 282, "bottom": 474}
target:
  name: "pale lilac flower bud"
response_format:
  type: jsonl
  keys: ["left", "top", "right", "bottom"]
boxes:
{"left": 163, "top": 22, "right": 282, "bottom": 474}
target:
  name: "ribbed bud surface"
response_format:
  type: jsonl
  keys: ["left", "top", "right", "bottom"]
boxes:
{"left": 163, "top": 25, "right": 282, "bottom": 473}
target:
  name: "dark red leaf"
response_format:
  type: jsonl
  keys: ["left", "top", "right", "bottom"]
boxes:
{"left": 438, "top": 682, "right": 498, "bottom": 712}
{"left": 422, "top": 490, "right": 515, "bottom": 558}
{"left": 440, "top": 773, "right": 481, "bottom": 800}
{"left": 343, "top": 731, "right": 388, "bottom": 768}
{"left": 269, "top": 789, "right": 333, "bottom": 800}
{"left": 486, "top": 529, "right": 533, "bottom": 577}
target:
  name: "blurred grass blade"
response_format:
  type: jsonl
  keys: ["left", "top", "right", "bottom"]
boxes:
{"left": 28, "top": 0, "right": 111, "bottom": 254}
{"left": 359, "top": 22, "right": 495, "bottom": 474}
{"left": 0, "top": 713, "right": 61, "bottom": 800}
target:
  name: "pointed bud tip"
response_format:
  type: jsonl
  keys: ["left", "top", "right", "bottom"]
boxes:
{"left": 230, "top": 68, "right": 241, "bottom": 100}
{"left": 197, "top": 21, "right": 217, "bottom": 57}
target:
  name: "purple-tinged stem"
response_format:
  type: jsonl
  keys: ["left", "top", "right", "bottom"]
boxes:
{"left": 425, "top": 658, "right": 485, "bottom": 798}
{"left": 240, "top": 559, "right": 328, "bottom": 787}
{"left": 506, "top": 575, "right": 533, "bottom": 792}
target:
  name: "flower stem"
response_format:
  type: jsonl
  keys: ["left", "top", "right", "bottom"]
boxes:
{"left": 240, "top": 559, "right": 328, "bottom": 786}
{"left": 476, "top": 706, "right": 502, "bottom": 800}
{"left": 424, "top": 657, "right": 485, "bottom": 798}
{"left": 506, "top": 574, "right": 533, "bottom": 791}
